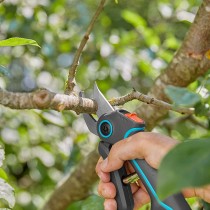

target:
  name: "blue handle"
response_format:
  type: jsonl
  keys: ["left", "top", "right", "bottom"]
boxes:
{"left": 125, "top": 128, "right": 191, "bottom": 210}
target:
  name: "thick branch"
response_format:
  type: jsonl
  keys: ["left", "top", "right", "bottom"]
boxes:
{"left": 0, "top": 88, "right": 97, "bottom": 114}
{"left": 65, "top": 0, "right": 106, "bottom": 93}
{"left": 42, "top": 150, "right": 99, "bottom": 210}
{"left": 136, "top": 0, "right": 210, "bottom": 130}
{"left": 0, "top": 88, "right": 193, "bottom": 115}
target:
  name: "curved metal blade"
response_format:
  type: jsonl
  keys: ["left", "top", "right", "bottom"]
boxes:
{"left": 83, "top": 114, "right": 98, "bottom": 135}
{"left": 79, "top": 92, "right": 98, "bottom": 135}
{"left": 93, "top": 83, "right": 114, "bottom": 118}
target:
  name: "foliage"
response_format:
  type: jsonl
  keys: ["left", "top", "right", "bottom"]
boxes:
{"left": 0, "top": 0, "right": 209, "bottom": 209}
{"left": 0, "top": 38, "right": 40, "bottom": 78}
{"left": 0, "top": 38, "right": 40, "bottom": 48}
{"left": 158, "top": 77, "right": 210, "bottom": 199}
{"left": 67, "top": 195, "right": 104, "bottom": 210}
{"left": 0, "top": 148, "right": 15, "bottom": 209}
{"left": 202, "top": 200, "right": 210, "bottom": 210}
{"left": 0, "top": 65, "right": 9, "bottom": 77}
{"left": 165, "top": 86, "right": 201, "bottom": 107}
{"left": 157, "top": 139, "right": 210, "bottom": 199}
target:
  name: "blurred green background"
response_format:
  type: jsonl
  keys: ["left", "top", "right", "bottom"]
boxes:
{"left": 0, "top": 0, "right": 209, "bottom": 209}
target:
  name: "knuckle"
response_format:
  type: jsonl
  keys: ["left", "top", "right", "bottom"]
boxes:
{"left": 95, "top": 158, "right": 103, "bottom": 174}
{"left": 95, "top": 164, "right": 99, "bottom": 174}
{"left": 95, "top": 165, "right": 99, "bottom": 174}
{"left": 111, "top": 140, "right": 124, "bottom": 152}
{"left": 97, "top": 184, "right": 103, "bottom": 197}
{"left": 110, "top": 143, "right": 118, "bottom": 153}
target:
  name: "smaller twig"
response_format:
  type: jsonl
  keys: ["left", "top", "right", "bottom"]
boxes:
{"left": 65, "top": 0, "right": 106, "bottom": 94}
{"left": 188, "top": 115, "right": 208, "bottom": 129}
{"left": 109, "top": 90, "right": 195, "bottom": 115}
{"left": 158, "top": 115, "right": 209, "bottom": 135}
{"left": 159, "top": 115, "right": 191, "bottom": 129}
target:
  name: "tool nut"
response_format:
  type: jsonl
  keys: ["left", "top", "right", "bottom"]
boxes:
{"left": 101, "top": 122, "right": 111, "bottom": 136}
{"left": 98, "top": 120, "right": 113, "bottom": 138}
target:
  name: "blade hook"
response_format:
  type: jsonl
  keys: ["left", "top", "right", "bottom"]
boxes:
{"left": 79, "top": 91, "right": 98, "bottom": 135}
{"left": 93, "top": 82, "right": 114, "bottom": 118}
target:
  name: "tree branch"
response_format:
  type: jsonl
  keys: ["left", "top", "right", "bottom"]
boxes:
{"left": 65, "top": 0, "right": 107, "bottom": 94}
{"left": 0, "top": 88, "right": 97, "bottom": 114}
{"left": 42, "top": 149, "right": 99, "bottom": 210}
{"left": 110, "top": 90, "right": 194, "bottom": 115}
{"left": 0, "top": 88, "right": 194, "bottom": 115}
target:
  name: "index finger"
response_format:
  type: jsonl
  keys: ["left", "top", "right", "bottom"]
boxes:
{"left": 96, "top": 157, "right": 110, "bottom": 183}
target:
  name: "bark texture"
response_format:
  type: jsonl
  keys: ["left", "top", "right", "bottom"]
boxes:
{"left": 110, "top": 90, "right": 194, "bottom": 115}
{"left": 42, "top": 150, "right": 99, "bottom": 210}
{"left": 0, "top": 88, "right": 97, "bottom": 114}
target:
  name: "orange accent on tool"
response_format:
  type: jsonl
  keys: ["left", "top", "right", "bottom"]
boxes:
{"left": 125, "top": 113, "right": 144, "bottom": 123}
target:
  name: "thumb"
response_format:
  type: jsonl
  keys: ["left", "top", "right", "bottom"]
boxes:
{"left": 100, "top": 134, "right": 146, "bottom": 173}
{"left": 100, "top": 132, "right": 178, "bottom": 173}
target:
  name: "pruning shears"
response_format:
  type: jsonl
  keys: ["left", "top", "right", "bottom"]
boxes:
{"left": 81, "top": 83, "right": 191, "bottom": 210}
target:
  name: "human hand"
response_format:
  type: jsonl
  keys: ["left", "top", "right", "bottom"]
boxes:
{"left": 95, "top": 132, "right": 210, "bottom": 210}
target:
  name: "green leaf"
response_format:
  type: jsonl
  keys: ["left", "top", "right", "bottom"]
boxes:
{"left": 64, "top": 144, "right": 82, "bottom": 173}
{"left": 0, "top": 149, "right": 14, "bottom": 208}
{"left": 157, "top": 139, "right": 210, "bottom": 200}
{"left": 115, "top": 0, "right": 118, "bottom": 3}
{"left": 122, "top": 10, "right": 147, "bottom": 28}
{"left": 0, "top": 178, "right": 15, "bottom": 208}
{"left": 0, "top": 37, "right": 40, "bottom": 48}
{"left": 202, "top": 200, "right": 210, "bottom": 209}
{"left": 165, "top": 85, "right": 201, "bottom": 107}
{"left": 67, "top": 200, "right": 82, "bottom": 210}
{"left": 0, "top": 148, "right": 5, "bottom": 167}
{"left": 67, "top": 195, "right": 104, "bottom": 210}
{"left": 194, "top": 102, "right": 210, "bottom": 116}
{"left": 81, "top": 195, "right": 104, "bottom": 210}
{"left": 121, "top": 10, "right": 160, "bottom": 47}
{"left": 0, "top": 65, "right": 10, "bottom": 77}
{"left": 0, "top": 168, "right": 8, "bottom": 181}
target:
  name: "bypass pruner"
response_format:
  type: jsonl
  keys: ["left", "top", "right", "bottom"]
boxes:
{"left": 81, "top": 83, "right": 191, "bottom": 210}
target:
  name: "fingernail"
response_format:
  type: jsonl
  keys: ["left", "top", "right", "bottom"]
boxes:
{"left": 101, "top": 158, "right": 108, "bottom": 170}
